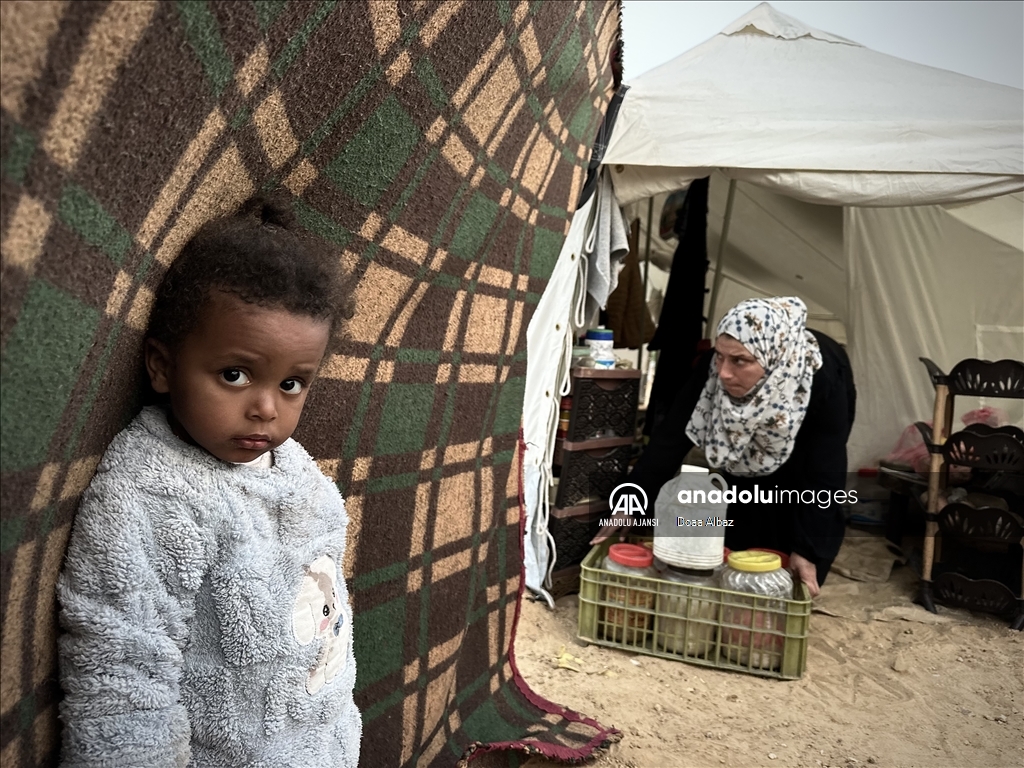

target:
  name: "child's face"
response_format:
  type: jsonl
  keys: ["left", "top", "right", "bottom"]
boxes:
{"left": 145, "top": 291, "right": 330, "bottom": 463}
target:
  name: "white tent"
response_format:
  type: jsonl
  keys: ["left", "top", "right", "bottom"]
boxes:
{"left": 521, "top": 2, "right": 1024, "bottom": 602}
{"left": 605, "top": 2, "right": 1023, "bottom": 207}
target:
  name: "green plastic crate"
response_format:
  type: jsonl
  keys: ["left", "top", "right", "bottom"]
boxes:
{"left": 578, "top": 540, "right": 812, "bottom": 679}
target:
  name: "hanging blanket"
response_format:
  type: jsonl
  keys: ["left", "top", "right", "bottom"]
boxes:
{"left": 0, "top": 2, "right": 621, "bottom": 765}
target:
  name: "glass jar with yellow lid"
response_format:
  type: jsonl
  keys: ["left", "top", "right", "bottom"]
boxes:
{"left": 719, "top": 551, "right": 794, "bottom": 670}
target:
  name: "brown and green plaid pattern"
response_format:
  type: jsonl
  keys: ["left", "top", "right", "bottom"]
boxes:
{"left": 0, "top": 1, "right": 620, "bottom": 766}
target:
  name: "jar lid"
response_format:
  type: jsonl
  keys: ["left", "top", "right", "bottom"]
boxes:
{"left": 727, "top": 550, "right": 782, "bottom": 572}
{"left": 586, "top": 327, "right": 614, "bottom": 341}
{"left": 749, "top": 547, "right": 789, "bottom": 570}
{"left": 608, "top": 543, "right": 653, "bottom": 568}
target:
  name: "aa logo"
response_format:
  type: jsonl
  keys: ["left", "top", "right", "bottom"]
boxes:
{"left": 609, "top": 483, "right": 648, "bottom": 517}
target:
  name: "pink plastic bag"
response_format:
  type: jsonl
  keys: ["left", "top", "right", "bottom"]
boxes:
{"left": 884, "top": 424, "right": 931, "bottom": 473}
{"left": 960, "top": 407, "right": 1007, "bottom": 428}
{"left": 884, "top": 407, "right": 1008, "bottom": 474}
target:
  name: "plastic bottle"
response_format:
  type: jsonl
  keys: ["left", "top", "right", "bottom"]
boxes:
{"left": 601, "top": 543, "right": 655, "bottom": 644}
{"left": 719, "top": 551, "right": 793, "bottom": 670}
{"left": 653, "top": 466, "right": 728, "bottom": 569}
{"left": 585, "top": 327, "right": 615, "bottom": 369}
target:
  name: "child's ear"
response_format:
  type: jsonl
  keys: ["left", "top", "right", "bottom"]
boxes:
{"left": 145, "top": 338, "right": 173, "bottom": 394}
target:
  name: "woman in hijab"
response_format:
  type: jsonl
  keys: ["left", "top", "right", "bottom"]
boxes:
{"left": 616, "top": 297, "right": 856, "bottom": 596}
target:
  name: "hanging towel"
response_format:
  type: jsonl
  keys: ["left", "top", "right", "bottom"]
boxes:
{"left": 584, "top": 170, "right": 631, "bottom": 328}
{"left": 606, "top": 219, "right": 655, "bottom": 349}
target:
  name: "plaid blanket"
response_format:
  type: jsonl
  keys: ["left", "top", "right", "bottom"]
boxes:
{"left": 0, "top": 1, "right": 621, "bottom": 765}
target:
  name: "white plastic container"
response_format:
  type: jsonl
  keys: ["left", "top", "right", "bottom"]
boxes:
{"left": 585, "top": 327, "right": 615, "bottom": 369}
{"left": 653, "top": 465, "right": 728, "bottom": 569}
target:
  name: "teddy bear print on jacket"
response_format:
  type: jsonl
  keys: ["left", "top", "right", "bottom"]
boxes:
{"left": 293, "top": 555, "right": 350, "bottom": 694}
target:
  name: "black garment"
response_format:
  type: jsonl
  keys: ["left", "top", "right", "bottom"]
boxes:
{"left": 644, "top": 178, "right": 710, "bottom": 438}
{"left": 628, "top": 330, "right": 856, "bottom": 585}
{"left": 577, "top": 85, "right": 628, "bottom": 209}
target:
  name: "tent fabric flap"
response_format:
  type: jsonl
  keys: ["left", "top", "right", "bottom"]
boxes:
{"left": 522, "top": 196, "right": 594, "bottom": 600}
{"left": 609, "top": 165, "right": 1024, "bottom": 209}
{"left": 845, "top": 201, "right": 1024, "bottom": 472}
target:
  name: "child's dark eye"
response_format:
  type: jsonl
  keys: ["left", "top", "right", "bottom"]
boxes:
{"left": 221, "top": 369, "right": 250, "bottom": 387}
{"left": 280, "top": 378, "right": 304, "bottom": 394}
{"left": 322, "top": 604, "right": 330, "bottom": 617}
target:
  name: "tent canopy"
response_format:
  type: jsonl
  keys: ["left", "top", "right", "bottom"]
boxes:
{"left": 604, "top": 2, "right": 1024, "bottom": 206}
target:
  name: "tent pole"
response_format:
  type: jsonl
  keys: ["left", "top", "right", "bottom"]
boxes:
{"left": 640, "top": 197, "right": 653, "bottom": 398}
{"left": 707, "top": 178, "right": 736, "bottom": 335}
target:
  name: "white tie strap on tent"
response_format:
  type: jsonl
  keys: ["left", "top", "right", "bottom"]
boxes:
{"left": 520, "top": 2, "right": 1024, "bottom": 602}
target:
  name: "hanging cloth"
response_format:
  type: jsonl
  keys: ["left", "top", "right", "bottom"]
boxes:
{"left": 644, "top": 177, "right": 710, "bottom": 438}
{"left": 581, "top": 171, "right": 631, "bottom": 328}
{"left": 605, "top": 219, "right": 655, "bottom": 349}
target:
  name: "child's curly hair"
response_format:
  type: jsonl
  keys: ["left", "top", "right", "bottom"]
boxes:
{"left": 147, "top": 195, "right": 353, "bottom": 351}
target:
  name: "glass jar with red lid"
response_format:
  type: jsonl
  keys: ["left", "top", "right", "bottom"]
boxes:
{"left": 601, "top": 544, "right": 655, "bottom": 644}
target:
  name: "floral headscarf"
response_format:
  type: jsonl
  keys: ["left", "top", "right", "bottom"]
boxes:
{"left": 685, "top": 297, "right": 823, "bottom": 475}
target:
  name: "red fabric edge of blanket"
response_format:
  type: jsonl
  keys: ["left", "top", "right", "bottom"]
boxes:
{"left": 463, "top": 430, "right": 622, "bottom": 764}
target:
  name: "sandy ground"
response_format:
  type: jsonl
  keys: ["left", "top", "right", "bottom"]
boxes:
{"left": 515, "top": 549, "right": 1022, "bottom": 768}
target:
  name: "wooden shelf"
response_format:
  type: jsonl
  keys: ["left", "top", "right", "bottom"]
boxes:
{"left": 916, "top": 356, "right": 1024, "bottom": 630}
{"left": 571, "top": 367, "right": 642, "bottom": 380}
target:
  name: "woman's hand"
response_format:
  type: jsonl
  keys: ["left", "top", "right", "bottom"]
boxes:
{"left": 789, "top": 552, "right": 820, "bottom": 597}
{"left": 590, "top": 524, "right": 626, "bottom": 545}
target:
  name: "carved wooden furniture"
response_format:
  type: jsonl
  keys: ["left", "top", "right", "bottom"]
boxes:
{"left": 916, "top": 357, "right": 1024, "bottom": 629}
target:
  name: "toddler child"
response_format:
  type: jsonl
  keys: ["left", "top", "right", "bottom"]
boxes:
{"left": 57, "top": 198, "right": 360, "bottom": 767}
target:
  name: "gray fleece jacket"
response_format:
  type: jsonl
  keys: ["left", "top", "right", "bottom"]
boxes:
{"left": 57, "top": 406, "right": 361, "bottom": 767}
